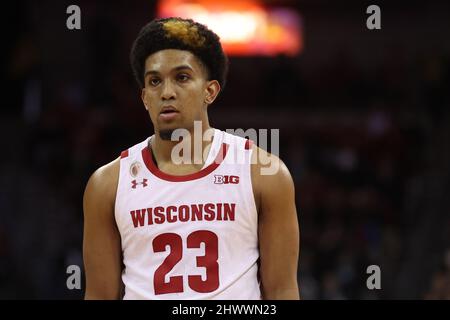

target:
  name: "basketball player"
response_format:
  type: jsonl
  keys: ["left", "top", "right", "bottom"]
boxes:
{"left": 83, "top": 17, "right": 300, "bottom": 300}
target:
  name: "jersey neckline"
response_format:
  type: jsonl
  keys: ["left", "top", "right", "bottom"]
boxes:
{"left": 141, "top": 130, "right": 229, "bottom": 182}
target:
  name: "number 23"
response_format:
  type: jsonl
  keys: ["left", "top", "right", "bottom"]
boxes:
{"left": 152, "top": 230, "right": 219, "bottom": 295}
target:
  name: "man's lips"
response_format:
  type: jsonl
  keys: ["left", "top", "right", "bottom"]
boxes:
{"left": 159, "top": 106, "right": 179, "bottom": 120}
{"left": 160, "top": 106, "right": 179, "bottom": 114}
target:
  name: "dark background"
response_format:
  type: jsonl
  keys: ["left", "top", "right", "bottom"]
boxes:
{"left": 1, "top": 0, "right": 449, "bottom": 299}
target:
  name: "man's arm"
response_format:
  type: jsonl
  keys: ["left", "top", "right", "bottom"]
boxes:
{"left": 252, "top": 147, "right": 300, "bottom": 299}
{"left": 83, "top": 157, "right": 123, "bottom": 299}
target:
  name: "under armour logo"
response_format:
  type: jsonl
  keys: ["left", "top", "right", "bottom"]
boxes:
{"left": 131, "top": 179, "right": 148, "bottom": 189}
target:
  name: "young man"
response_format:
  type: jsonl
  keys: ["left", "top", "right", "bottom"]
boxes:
{"left": 83, "top": 17, "right": 300, "bottom": 300}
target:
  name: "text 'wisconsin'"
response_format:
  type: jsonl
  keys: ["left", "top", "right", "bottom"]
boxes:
{"left": 130, "top": 203, "right": 236, "bottom": 227}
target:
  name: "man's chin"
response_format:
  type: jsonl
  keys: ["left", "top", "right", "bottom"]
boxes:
{"left": 158, "top": 129, "right": 176, "bottom": 141}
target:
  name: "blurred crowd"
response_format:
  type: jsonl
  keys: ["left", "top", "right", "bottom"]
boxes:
{"left": 424, "top": 248, "right": 450, "bottom": 299}
{"left": 1, "top": 1, "right": 449, "bottom": 299}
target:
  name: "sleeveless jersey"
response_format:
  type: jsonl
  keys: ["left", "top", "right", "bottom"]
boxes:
{"left": 114, "top": 129, "right": 261, "bottom": 299}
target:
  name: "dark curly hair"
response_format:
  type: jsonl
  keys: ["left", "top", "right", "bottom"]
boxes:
{"left": 130, "top": 17, "right": 229, "bottom": 90}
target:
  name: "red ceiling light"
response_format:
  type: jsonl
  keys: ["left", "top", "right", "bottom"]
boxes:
{"left": 157, "top": 0, "right": 303, "bottom": 56}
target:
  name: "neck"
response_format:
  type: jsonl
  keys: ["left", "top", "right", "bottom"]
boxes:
{"left": 151, "top": 122, "right": 215, "bottom": 167}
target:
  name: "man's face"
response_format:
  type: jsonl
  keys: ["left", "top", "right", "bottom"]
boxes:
{"left": 141, "top": 49, "right": 220, "bottom": 139}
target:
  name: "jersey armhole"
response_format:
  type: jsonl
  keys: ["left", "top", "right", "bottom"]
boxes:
{"left": 246, "top": 140, "right": 259, "bottom": 220}
{"left": 120, "top": 149, "right": 129, "bottom": 159}
{"left": 114, "top": 151, "right": 127, "bottom": 230}
{"left": 245, "top": 139, "right": 253, "bottom": 150}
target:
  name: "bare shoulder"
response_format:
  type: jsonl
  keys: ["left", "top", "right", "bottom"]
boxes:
{"left": 83, "top": 156, "right": 123, "bottom": 300}
{"left": 250, "top": 145, "right": 295, "bottom": 211}
{"left": 250, "top": 144, "right": 294, "bottom": 188}
{"left": 89, "top": 157, "right": 120, "bottom": 184}
{"left": 83, "top": 157, "right": 121, "bottom": 214}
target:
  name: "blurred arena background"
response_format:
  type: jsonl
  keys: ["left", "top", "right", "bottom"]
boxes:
{"left": 1, "top": 0, "right": 450, "bottom": 299}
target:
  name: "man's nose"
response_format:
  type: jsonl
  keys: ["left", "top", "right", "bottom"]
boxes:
{"left": 161, "top": 80, "right": 176, "bottom": 100}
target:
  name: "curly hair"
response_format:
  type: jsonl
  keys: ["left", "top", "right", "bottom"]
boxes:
{"left": 130, "top": 17, "right": 229, "bottom": 90}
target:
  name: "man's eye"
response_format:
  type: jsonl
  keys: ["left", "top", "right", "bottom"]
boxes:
{"left": 149, "top": 78, "right": 160, "bottom": 86}
{"left": 177, "top": 74, "right": 190, "bottom": 82}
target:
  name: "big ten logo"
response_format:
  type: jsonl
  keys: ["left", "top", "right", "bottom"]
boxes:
{"left": 214, "top": 175, "right": 239, "bottom": 185}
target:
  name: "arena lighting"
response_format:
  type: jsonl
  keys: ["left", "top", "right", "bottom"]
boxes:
{"left": 157, "top": 0, "right": 302, "bottom": 56}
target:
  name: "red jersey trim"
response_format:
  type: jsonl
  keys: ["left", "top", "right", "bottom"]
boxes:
{"left": 120, "top": 150, "right": 129, "bottom": 158}
{"left": 141, "top": 143, "right": 229, "bottom": 182}
{"left": 245, "top": 139, "right": 253, "bottom": 150}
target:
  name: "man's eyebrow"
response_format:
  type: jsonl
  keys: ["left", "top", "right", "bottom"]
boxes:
{"left": 144, "top": 65, "right": 194, "bottom": 78}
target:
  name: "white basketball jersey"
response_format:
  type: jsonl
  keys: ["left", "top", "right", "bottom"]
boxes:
{"left": 114, "top": 129, "right": 261, "bottom": 300}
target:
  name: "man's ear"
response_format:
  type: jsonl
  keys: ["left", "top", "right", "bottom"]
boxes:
{"left": 204, "top": 80, "right": 221, "bottom": 105}
{"left": 141, "top": 88, "right": 148, "bottom": 110}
